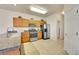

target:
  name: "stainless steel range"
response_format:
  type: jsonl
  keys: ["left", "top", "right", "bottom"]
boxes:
{"left": 29, "top": 29, "right": 38, "bottom": 42}
{"left": 29, "top": 23, "right": 38, "bottom": 42}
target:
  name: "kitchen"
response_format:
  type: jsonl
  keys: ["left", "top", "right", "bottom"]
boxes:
{"left": 13, "top": 16, "right": 50, "bottom": 42}
{"left": 0, "top": 4, "right": 64, "bottom": 55}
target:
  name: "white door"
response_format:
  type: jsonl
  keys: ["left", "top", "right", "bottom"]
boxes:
{"left": 72, "top": 5, "right": 79, "bottom": 54}
{"left": 64, "top": 5, "right": 79, "bottom": 55}
{"left": 64, "top": 9, "right": 74, "bottom": 54}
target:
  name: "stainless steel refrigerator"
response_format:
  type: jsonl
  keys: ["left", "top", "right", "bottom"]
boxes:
{"left": 41, "top": 24, "right": 50, "bottom": 40}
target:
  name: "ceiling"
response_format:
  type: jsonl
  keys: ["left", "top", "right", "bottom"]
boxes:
{"left": 0, "top": 4, "right": 64, "bottom": 17}
{"left": 64, "top": 4, "right": 78, "bottom": 12}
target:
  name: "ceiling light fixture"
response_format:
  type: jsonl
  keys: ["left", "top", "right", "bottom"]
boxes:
{"left": 14, "top": 4, "right": 16, "bottom": 6}
{"left": 30, "top": 5, "right": 48, "bottom": 14}
{"left": 62, "top": 11, "right": 64, "bottom": 15}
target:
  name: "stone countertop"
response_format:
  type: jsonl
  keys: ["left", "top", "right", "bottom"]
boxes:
{"left": 0, "top": 33, "right": 21, "bottom": 51}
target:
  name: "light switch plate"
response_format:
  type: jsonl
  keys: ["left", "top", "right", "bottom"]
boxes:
{"left": 76, "top": 32, "right": 78, "bottom": 36}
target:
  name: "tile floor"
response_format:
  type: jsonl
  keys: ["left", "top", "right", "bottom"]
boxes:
{"left": 21, "top": 39, "right": 68, "bottom": 55}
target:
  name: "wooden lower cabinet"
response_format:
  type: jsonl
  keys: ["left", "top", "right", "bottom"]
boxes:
{"left": 21, "top": 32, "right": 42, "bottom": 43}
{"left": 38, "top": 32, "right": 42, "bottom": 40}
{"left": 3, "top": 48, "right": 20, "bottom": 55}
{"left": 21, "top": 32, "right": 30, "bottom": 43}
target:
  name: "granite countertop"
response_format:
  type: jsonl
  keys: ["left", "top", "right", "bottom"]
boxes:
{"left": 0, "top": 33, "right": 21, "bottom": 51}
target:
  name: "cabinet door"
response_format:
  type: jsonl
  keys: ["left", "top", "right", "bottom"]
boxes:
{"left": 13, "top": 17, "right": 23, "bottom": 27}
{"left": 35, "top": 21, "right": 41, "bottom": 27}
{"left": 21, "top": 32, "right": 30, "bottom": 43}
{"left": 22, "top": 19, "right": 29, "bottom": 27}
{"left": 38, "top": 32, "right": 42, "bottom": 40}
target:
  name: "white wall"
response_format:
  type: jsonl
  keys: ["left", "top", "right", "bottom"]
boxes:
{"left": 0, "top": 9, "right": 44, "bottom": 34}
{"left": 64, "top": 5, "right": 79, "bottom": 55}
{"left": 45, "top": 13, "right": 64, "bottom": 40}
{"left": 0, "top": 8, "right": 64, "bottom": 40}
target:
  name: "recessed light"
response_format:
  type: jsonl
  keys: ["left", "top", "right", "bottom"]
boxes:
{"left": 30, "top": 5, "right": 48, "bottom": 14}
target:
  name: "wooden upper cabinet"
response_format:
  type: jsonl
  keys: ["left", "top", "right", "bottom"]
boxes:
{"left": 35, "top": 20, "right": 42, "bottom": 27}
{"left": 13, "top": 17, "right": 23, "bottom": 27}
{"left": 22, "top": 19, "right": 29, "bottom": 27}
{"left": 13, "top": 17, "right": 46, "bottom": 27}
{"left": 13, "top": 17, "right": 29, "bottom": 27}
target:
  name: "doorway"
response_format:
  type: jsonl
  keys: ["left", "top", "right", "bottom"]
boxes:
{"left": 57, "top": 15, "right": 64, "bottom": 40}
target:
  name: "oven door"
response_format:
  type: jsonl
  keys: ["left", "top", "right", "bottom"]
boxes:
{"left": 30, "top": 32, "right": 37, "bottom": 42}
